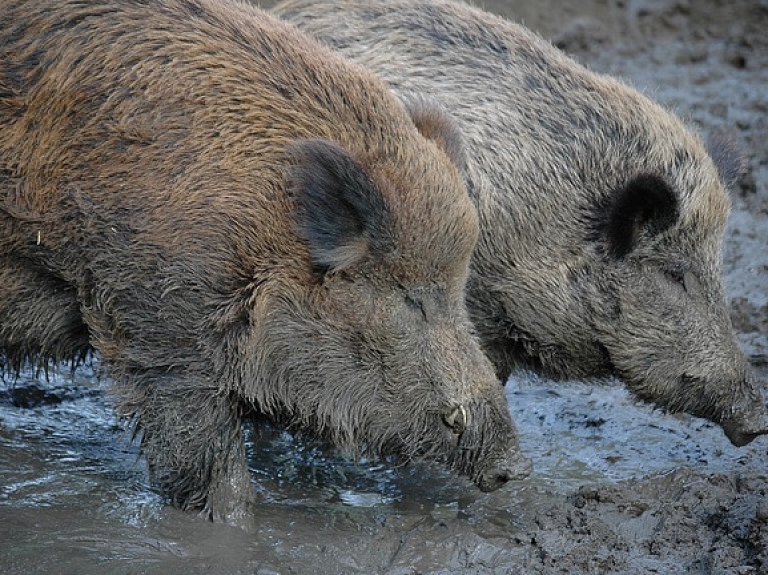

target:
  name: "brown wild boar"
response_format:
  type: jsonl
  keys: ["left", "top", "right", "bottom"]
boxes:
{"left": 273, "top": 0, "right": 768, "bottom": 446}
{"left": 0, "top": 0, "right": 531, "bottom": 525}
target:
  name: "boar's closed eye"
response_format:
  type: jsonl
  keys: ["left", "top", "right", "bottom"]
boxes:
{"left": 405, "top": 292, "right": 427, "bottom": 321}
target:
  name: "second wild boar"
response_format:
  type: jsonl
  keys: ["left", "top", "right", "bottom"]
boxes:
{"left": 273, "top": 0, "right": 768, "bottom": 446}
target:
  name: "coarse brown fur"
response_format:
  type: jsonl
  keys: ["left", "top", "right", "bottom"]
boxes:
{"left": 0, "top": 0, "right": 531, "bottom": 525}
{"left": 274, "top": 0, "right": 768, "bottom": 446}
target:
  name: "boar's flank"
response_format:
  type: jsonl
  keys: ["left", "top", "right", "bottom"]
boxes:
{"left": 0, "top": 0, "right": 530, "bottom": 526}
{"left": 273, "top": 0, "right": 768, "bottom": 446}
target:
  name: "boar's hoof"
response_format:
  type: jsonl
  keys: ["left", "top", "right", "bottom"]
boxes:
{"left": 477, "top": 452, "right": 533, "bottom": 492}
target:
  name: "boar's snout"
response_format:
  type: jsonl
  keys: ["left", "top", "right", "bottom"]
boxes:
{"left": 724, "top": 423, "right": 768, "bottom": 448}
{"left": 446, "top": 399, "right": 532, "bottom": 492}
{"left": 720, "top": 393, "right": 768, "bottom": 447}
{"left": 677, "top": 370, "right": 768, "bottom": 447}
{"left": 476, "top": 449, "right": 533, "bottom": 492}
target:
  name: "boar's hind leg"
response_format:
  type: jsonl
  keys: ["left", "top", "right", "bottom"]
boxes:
{"left": 120, "top": 376, "right": 255, "bottom": 527}
{"left": 0, "top": 258, "right": 90, "bottom": 375}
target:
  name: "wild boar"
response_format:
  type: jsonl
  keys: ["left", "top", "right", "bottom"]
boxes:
{"left": 0, "top": 0, "right": 530, "bottom": 525}
{"left": 273, "top": 0, "right": 768, "bottom": 446}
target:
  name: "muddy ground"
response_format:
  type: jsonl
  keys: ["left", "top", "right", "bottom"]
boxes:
{"left": 1, "top": 1, "right": 767, "bottom": 574}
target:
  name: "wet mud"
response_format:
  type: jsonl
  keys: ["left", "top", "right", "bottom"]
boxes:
{"left": 2, "top": 0, "right": 767, "bottom": 573}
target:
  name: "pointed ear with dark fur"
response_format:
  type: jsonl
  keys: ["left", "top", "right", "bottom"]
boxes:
{"left": 400, "top": 93, "right": 465, "bottom": 170}
{"left": 286, "top": 138, "right": 394, "bottom": 272}
{"left": 605, "top": 174, "right": 679, "bottom": 258}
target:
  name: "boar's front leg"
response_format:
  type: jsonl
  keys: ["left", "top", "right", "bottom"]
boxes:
{"left": 118, "top": 374, "right": 254, "bottom": 527}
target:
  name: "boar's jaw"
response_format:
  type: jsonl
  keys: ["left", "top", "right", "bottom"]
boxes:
{"left": 476, "top": 312, "right": 616, "bottom": 382}
{"left": 447, "top": 399, "right": 532, "bottom": 491}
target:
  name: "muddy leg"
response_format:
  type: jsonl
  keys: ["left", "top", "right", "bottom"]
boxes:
{"left": 119, "top": 374, "right": 255, "bottom": 528}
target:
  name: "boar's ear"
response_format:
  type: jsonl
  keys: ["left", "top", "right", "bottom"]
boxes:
{"left": 287, "top": 138, "right": 394, "bottom": 272}
{"left": 706, "top": 131, "right": 746, "bottom": 190}
{"left": 400, "top": 93, "right": 465, "bottom": 171}
{"left": 604, "top": 174, "right": 678, "bottom": 258}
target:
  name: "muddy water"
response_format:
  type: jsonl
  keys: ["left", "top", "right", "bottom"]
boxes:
{"left": 3, "top": 0, "right": 768, "bottom": 573}
{"left": 1, "top": 365, "right": 763, "bottom": 574}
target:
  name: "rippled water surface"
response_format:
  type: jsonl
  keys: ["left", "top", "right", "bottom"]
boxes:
{"left": 1, "top": 364, "right": 762, "bottom": 574}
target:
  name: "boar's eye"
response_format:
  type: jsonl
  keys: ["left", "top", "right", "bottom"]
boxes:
{"left": 405, "top": 292, "right": 427, "bottom": 321}
{"left": 664, "top": 268, "right": 686, "bottom": 289}
{"left": 682, "top": 270, "right": 704, "bottom": 297}
{"left": 663, "top": 268, "right": 703, "bottom": 297}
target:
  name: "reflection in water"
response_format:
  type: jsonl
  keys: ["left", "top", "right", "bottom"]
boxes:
{"left": 0, "top": 365, "right": 762, "bottom": 574}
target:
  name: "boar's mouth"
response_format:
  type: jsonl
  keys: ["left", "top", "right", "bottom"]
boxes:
{"left": 676, "top": 374, "right": 768, "bottom": 447}
{"left": 445, "top": 402, "right": 532, "bottom": 491}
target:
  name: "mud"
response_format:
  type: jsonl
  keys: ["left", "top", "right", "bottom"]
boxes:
{"left": 1, "top": 0, "right": 767, "bottom": 573}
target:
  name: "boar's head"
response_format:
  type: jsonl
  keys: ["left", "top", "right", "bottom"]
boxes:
{"left": 248, "top": 115, "right": 530, "bottom": 490}
{"left": 589, "top": 135, "right": 768, "bottom": 447}
{"left": 470, "top": 90, "right": 768, "bottom": 447}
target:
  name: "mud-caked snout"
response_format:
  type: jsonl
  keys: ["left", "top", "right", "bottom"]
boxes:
{"left": 719, "top": 381, "right": 768, "bottom": 446}
{"left": 674, "top": 370, "right": 768, "bottom": 447}
{"left": 444, "top": 398, "right": 532, "bottom": 492}
{"left": 476, "top": 447, "right": 533, "bottom": 492}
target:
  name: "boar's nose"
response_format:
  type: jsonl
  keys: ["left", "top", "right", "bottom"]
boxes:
{"left": 726, "top": 427, "right": 768, "bottom": 447}
{"left": 722, "top": 410, "right": 768, "bottom": 447}
{"left": 477, "top": 451, "right": 533, "bottom": 492}
{"left": 721, "top": 381, "right": 768, "bottom": 447}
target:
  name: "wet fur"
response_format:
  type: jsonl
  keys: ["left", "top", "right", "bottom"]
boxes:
{"left": 0, "top": 0, "right": 527, "bottom": 523}
{"left": 274, "top": 0, "right": 768, "bottom": 444}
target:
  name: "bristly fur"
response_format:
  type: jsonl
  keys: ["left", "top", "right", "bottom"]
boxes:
{"left": 0, "top": 0, "right": 528, "bottom": 524}
{"left": 274, "top": 0, "right": 768, "bottom": 445}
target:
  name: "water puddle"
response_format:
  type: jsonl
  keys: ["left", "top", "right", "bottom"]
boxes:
{"left": 1, "top": 365, "right": 765, "bottom": 573}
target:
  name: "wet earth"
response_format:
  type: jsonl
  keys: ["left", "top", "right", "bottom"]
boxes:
{"left": 2, "top": 1, "right": 767, "bottom": 573}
